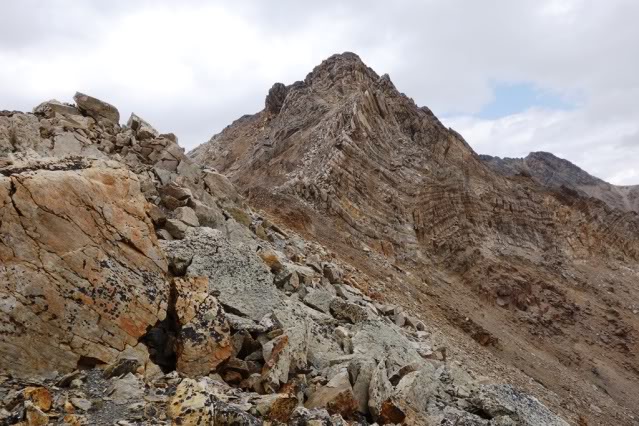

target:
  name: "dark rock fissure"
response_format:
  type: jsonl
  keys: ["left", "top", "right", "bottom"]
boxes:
{"left": 8, "top": 180, "right": 24, "bottom": 217}
{"left": 76, "top": 355, "right": 106, "bottom": 371}
{"left": 0, "top": 157, "right": 89, "bottom": 176}
{"left": 139, "top": 280, "right": 179, "bottom": 373}
{"left": 220, "top": 302, "right": 246, "bottom": 318}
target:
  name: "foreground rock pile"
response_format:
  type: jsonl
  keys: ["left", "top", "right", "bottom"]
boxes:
{"left": 1, "top": 92, "right": 570, "bottom": 424}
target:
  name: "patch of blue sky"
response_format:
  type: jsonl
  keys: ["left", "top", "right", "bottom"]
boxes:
{"left": 477, "top": 82, "right": 576, "bottom": 119}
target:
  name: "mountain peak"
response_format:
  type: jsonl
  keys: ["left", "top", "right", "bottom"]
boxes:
{"left": 303, "top": 51, "right": 382, "bottom": 88}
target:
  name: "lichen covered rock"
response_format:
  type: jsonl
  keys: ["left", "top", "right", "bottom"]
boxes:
{"left": 0, "top": 157, "right": 168, "bottom": 376}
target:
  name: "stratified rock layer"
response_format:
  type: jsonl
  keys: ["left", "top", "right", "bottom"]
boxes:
{"left": 481, "top": 151, "right": 639, "bottom": 213}
{"left": 192, "top": 52, "right": 639, "bottom": 424}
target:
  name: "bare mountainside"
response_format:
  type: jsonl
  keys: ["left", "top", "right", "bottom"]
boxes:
{"left": 481, "top": 151, "right": 639, "bottom": 213}
{"left": 1, "top": 92, "right": 575, "bottom": 424}
{"left": 192, "top": 52, "right": 639, "bottom": 425}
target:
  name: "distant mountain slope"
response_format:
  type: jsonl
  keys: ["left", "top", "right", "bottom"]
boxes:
{"left": 481, "top": 151, "right": 639, "bottom": 213}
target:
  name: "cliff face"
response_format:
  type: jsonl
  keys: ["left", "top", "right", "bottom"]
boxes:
{"left": 192, "top": 52, "right": 639, "bottom": 425}
{"left": 481, "top": 151, "right": 639, "bottom": 213}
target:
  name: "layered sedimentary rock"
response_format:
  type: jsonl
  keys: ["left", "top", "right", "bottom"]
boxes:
{"left": 0, "top": 54, "right": 626, "bottom": 424}
{"left": 192, "top": 52, "right": 639, "bottom": 424}
{"left": 481, "top": 151, "right": 639, "bottom": 213}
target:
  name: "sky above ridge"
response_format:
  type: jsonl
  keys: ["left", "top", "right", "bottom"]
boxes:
{"left": 1, "top": 0, "right": 638, "bottom": 184}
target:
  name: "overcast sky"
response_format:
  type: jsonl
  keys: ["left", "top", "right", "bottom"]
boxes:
{"left": 1, "top": 0, "right": 638, "bottom": 184}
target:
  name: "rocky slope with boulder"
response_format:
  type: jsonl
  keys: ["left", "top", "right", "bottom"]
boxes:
{"left": 481, "top": 151, "right": 639, "bottom": 213}
{"left": 191, "top": 52, "right": 639, "bottom": 425}
{"left": 0, "top": 90, "right": 572, "bottom": 424}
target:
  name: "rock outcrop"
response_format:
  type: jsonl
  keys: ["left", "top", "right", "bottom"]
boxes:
{"left": 173, "top": 276, "right": 232, "bottom": 377}
{"left": 0, "top": 157, "right": 167, "bottom": 377}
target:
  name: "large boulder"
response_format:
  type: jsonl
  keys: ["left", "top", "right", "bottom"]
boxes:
{"left": 473, "top": 384, "right": 570, "bottom": 426}
{"left": 173, "top": 276, "right": 232, "bottom": 377}
{"left": 305, "top": 370, "right": 358, "bottom": 419}
{"left": 265, "top": 82, "right": 289, "bottom": 116}
{"left": 127, "top": 113, "right": 159, "bottom": 140}
{"left": 350, "top": 319, "right": 424, "bottom": 377}
{"left": 162, "top": 227, "right": 285, "bottom": 320}
{"left": 73, "top": 92, "right": 120, "bottom": 124}
{"left": 0, "top": 157, "right": 168, "bottom": 376}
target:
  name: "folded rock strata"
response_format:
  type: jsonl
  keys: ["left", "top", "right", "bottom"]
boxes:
{"left": 0, "top": 83, "right": 578, "bottom": 425}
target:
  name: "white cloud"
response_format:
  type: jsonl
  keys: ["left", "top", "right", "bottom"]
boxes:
{"left": 0, "top": 0, "right": 638, "bottom": 184}
{"left": 445, "top": 106, "right": 639, "bottom": 185}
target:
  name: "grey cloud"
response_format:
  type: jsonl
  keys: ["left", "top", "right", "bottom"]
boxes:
{"left": 0, "top": 1, "right": 638, "bottom": 184}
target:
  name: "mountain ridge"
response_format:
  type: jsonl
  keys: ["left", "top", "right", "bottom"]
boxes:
{"left": 191, "top": 52, "right": 639, "bottom": 425}
{"left": 481, "top": 151, "right": 639, "bottom": 213}
{"left": 0, "top": 88, "right": 577, "bottom": 425}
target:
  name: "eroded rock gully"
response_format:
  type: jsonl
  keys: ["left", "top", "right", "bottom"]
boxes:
{"left": 0, "top": 55, "right": 628, "bottom": 425}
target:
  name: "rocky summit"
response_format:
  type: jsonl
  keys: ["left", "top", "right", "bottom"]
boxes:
{"left": 0, "top": 54, "right": 636, "bottom": 425}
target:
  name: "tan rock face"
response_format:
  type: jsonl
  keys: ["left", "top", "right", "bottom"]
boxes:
{"left": 73, "top": 92, "right": 120, "bottom": 124}
{"left": 173, "top": 276, "right": 232, "bottom": 377}
{"left": 0, "top": 157, "right": 168, "bottom": 376}
{"left": 305, "top": 370, "right": 358, "bottom": 419}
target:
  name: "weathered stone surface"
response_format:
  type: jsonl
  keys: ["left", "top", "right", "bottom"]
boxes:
{"left": 349, "top": 358, "right": 375, "bottom": 415}
{"left": 0, "top": 158, "right": 168, "bottom": 377}
{"left": 261, "top": 334, "right": 291, "bottom": 392}
{"left": 368, "top": 359, "right": 393, "bottom": 420}
{"left": 390, "top": 365, "right": 440, "bottom": 419}
{"left": 191, "top": 199, "right": 224, "bottom": 228}
{"left": 260, "top": 323, "right": 309, "bottom": 392}
{"left": 323, "top": 263, "right": 343, "bottom": 284}
{"left": 25, "top": 401, "right": 49, "bottom": 425}
{"left": 0, "top": 113, "right": 43, "bottom": 154}
{"left": 127, "top": 113, "right": 158, "bottom": 140}
{"left": 23, "top": 387, "right": 52, "bottom": 412}
{"left": 108, "top": 373, "right": 144, "bottom": 404}
{"left": 173, "top": 276, "right": 232, "bottom": 377}
{"left": 265, "top": 82, "right": 289, "bottom": 116}
{"left": 73, "top": 92, "right": 120, "bottom": 124}
{"left": 474, "top": 384, "right": 570, "bottom": 426}
{"left": 164, "top": 218, "right": 188, "bottom": 239}
{"left": 173, "top": 206, "right": 199, "bottom": 227}
{"left": 201, "top": 169, "right": 241, "bottom": 204}
{"left": 329, "top": 298, "right": 370, "bottom": 323}
{"left": 303, "top": 288, "right": 335, "bottom": 314}
{"left": 350, "top": 320, "right": 424, "bottom": 378}
{"left": 168, "top": 378, "right": 261, "bottom": 425}
{"left": 103, "top": 358, "right": 140, "bottom": 379}
{"left": 162, "top": 227, "right": 285, "bottom": 320}
{"left": 305, "top": 370, "right": 358, "bottom": 419}
{"left": 256, "top": 394, "right": 299, "bottom": 422}
{"left": 69, "top": 397, "right": 91, "bottom": 412}
{"left": 33, "top": 100, "right": 81, "bottom": 120}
